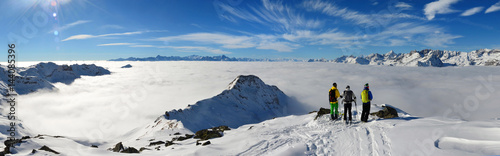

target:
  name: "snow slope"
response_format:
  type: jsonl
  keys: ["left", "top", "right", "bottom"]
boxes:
{"left": 3, "top": 61, "right": 499, "bottom": 155}
{"left": 5, "top": 103, "right": 499, "bottom": 155}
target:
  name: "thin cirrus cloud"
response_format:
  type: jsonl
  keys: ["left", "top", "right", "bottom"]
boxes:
{"left": 302, "top": 0, "right": 424, "bottom": 26}
{"left": 281, "top": 23, "right": 461, "bottom": 48}
{"left": 423, "top": 0, "right": 460, "bottom": 20}
{"left": 215, "top": 0, "right": 323, "bottom": 32}
{"left": 485, "top": 1, "right": 500, "bottom": 13}
{"left": 62, "top": 30, "right": 158, "bottom": 42}
{"left": 151, "top": 32, "right": 299, "bottom": 52}
{"left": 97, "top": 43, "right": 135, "bottom": 46}
{"left": 461, "top": 7, "right": 484, "bottom": 16}
{"left": 153, "top": 0, "right": 461, "bottom": 52}
{"left": 395, "top": 2, "right": 413, "bottom": 10}
{"left": 47, "top": 20, "right": 91, "bottom": 33}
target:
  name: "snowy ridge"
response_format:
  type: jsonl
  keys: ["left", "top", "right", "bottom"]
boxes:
{"left": 147, "top": 75, "right": 289, "bottom": 134}
{"left": 313, "top": 49, "right": 500, "bottom": 67}
{"left": 0, "top": 62, "right": 110, "bottom": 95}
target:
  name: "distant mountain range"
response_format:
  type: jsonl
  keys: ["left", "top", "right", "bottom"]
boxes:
{"left": 310, "top": 49, "right": 500, "bottom": 67}
{"left": 109, "top": 55, "right": 302, "bottom": 62}
{"left": 109, "top": 49, "right": 500, "bottom": 67}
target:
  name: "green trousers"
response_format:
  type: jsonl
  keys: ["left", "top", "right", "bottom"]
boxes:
{"left": 330, "top": 102, "right": 339, "bottom": 115}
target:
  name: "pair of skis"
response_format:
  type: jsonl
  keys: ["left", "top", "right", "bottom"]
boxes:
{"left": 337, "top": 99, "right": 358, "bottom": 125}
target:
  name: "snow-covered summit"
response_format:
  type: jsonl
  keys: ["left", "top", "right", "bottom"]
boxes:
{"left": 165, "top": 75, "right": 288, "bottom": 131}
{"left": 18, "top": 62, "right": 110, "bottom": 84}
{"left": 0, "top": 62, "right": 110, "bottom": 95}
{"left": 137, "top": 75, "right": 289, "bottom": 140}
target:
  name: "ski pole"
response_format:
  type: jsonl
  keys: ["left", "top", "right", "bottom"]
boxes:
{"left": 354, "top": 100, "right": 358, "bottom": 120}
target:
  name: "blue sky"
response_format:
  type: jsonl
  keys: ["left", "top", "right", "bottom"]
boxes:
{"left": 2, "top": 0, "right": 500, "bottom": 61}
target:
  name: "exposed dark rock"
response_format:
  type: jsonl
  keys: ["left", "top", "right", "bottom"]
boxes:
{"left": 149, "top": 141, "right": 165, "bottom": 146}
{"left": 91, "top": 145, "right": 98, "bottom": 148}
{"left": 314, "top": 107, "right": 331, "bottom": 120}
{"left": 165, "top": 112, "right": 170, "bottom": 119}
{"left": 173, "top": 132, "right": 181, "bottom": 135}
{"left": 111, "top": 142, "right": 124, "bottom": 152}
{"left": 173, "top": 136, "right": 188, "bottom": 142}
{"left": 139, "top": 147, "right": 151, "bottom": 152}
{"left": 39, "top": 145, "right": 60, "bottom": 154}
{"left": 370, "top": 105, "right": 399, "bottom": 119}
{"left": 165, "top": 141, "right": 175, "bottom": 147}
{"left": 202, "top": 141, "right": 211, "bottom": 146}
{"left": 121, "top": 147, "right": 140, "bottom": 153}
{"left": 154, "top": 146, "right": 161, "bottom": 150}
{"left": 4, "top": 139, "right": 22, "bottom": 147}
{"left": 121, "top": 64, "right": 132, "bottom": 68}
{"left": 194, "top": 126, "right": 230, "bottom": 140}
{"left": 3, "top": 139, "right": 22, "bottom": 154}
{"left": 185, "top": 134, "right": 194, "bottom": 138}
{"left": 485, "top": 59, "right": 499, "bottom": 66}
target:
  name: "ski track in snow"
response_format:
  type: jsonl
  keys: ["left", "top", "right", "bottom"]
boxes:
{"left": 233, "top": 108, "right": 394, "bottom": 156}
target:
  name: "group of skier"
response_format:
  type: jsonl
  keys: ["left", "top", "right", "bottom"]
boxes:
{"left": 328, "top": 82, "right": 373, "bottom": 124}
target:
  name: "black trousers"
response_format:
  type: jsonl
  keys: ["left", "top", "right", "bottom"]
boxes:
{"left": 344, "top": 103, "right": 352, "bottom": 121}
{"left": 361, "top": 102, "right": 371, "bottom": 122}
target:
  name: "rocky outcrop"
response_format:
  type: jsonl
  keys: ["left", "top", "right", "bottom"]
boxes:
{"left": 38, "top": 145, "right": 60, "bottom": 154}
{"left": 109, "top": 142, "right": 140, "bottom": 154}
{"left": 314, "top": 107, "right": 331, "bottom": 120}
{"left": 370, "top": 105, "right": 399, "bottom": 119}
{"left": 194, "top": 126, "right": 230, "bottom": 140}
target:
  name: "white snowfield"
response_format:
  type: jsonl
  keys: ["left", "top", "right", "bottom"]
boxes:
{"left": 1, "top": 61, "right": 499, "bottom": 155}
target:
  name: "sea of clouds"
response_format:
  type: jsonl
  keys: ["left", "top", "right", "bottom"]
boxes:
{"left": 7, "top": 61, "right": 500, "bottom": 141}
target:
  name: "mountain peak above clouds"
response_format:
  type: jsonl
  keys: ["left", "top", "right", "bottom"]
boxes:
{"left": 312, "top": 49, "right": 500, "bottom": 67}
{"left": 137, "top": 75, "right": 289, "bottom": 141}
{"left": 0, "top": 62, "right": 110, "bottom": 95}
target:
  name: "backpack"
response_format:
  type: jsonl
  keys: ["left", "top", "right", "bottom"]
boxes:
{"left": 344, "top": 90, "right": 353, "bottom": 102}
{"left": 329, "top": 88, "right": 337, "bottom": 102}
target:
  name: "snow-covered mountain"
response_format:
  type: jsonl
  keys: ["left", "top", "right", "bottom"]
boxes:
{"left": 132, "top": 75, "right": 290, "bottom": 140}
{"left": 0, "top": 62, "right": 110, "bottom": 95}
{"left": 315, "top": 49, "right": 500, "bottom": 67}
{"left": 109, "top": 55, "right": 302, "bottom": 62}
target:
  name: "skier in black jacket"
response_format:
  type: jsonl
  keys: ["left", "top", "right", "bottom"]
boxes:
{"left": 342, "top": 85, "right": 356, "bottom": 124}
